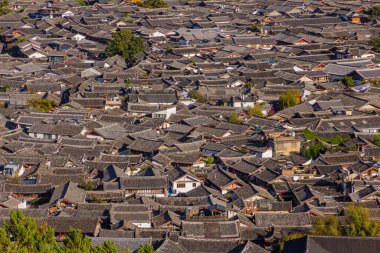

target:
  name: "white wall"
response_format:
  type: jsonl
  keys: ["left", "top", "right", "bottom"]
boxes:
{"left": 260, "top": 149, "right": 273, "bottom": 158}
{"left": 18, "top": 200, "right": 27, "bottom": 209}
{"left": 29, "top": 133, "right": 44, "bottom": 139}
{"left": 73, "top": 34, "right": 86, "bottom": 41}
{"left": 153, "top": 106, "right": 176, "bottom": 119}
{"left": 233, "top": 101, "right": 255, "bottom": 108}
{"left": 132, "top": 222, "right": 151, "bottom": 228}
{"left": 172, "top": 175, "right": 201, "bottom": 195}
{"left": 29, "top": 52, "right": 46, "bottom": 59}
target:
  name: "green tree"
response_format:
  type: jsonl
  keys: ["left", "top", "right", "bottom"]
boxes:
{"left": 344, "top": 205, "right": 380, "bottom": 236}
{"left": 0, "top": 210, "right": 59, "bottom": 253}
{"left": 78, "top": 178, "right": 95, "bottom": 191}
{"left": 7, "top": 175, "right": 21, "bottom": 184}
{"left": 367, "top": 6, "right": 380, "bottom": 17}
{"left": 27, "top": 98, "right": 57, "bottom": 112}
{"left": 369, "top": 38, "right": 380, "bottom": 53}
{"left": 342, "top": 76, "right": 355, "bottom": 87}
{"left": 250, "top": 22, "right": 262, "bottom": 31}
{"left": 279, "top": 233, "right": 304, "bottom": 252}
{"left": 311, "top": 215, "right": 340, "bottom": 236}
{"left": 247, "top": 104, "right": 264, "bottom": 118}
{"left": 105, "top": 30, "right": 145, "bottom": 61}
{"left": 88, "top": 196, "right": 106, "bottom": 204}
{"left": 373, "top": 135, "right": 380, "bottom": 147}
{"left": 137, "top": 243, "right": 155, "bottom": 253}
{"left": 240, "top": 146, "right": 249, "bottom": 153}
{"left": 204, "top": 155, "right": 215, "bottom": 165}
{"left": 0, "top": 226, "right": 12, "bottom": 251}
{"left": 0, "top": 0, "right": 10, "bottom": 16}
{"left": 138, "top": 0, "right": 168, "bottom": 8}
{"left": 63, "top": 228, "right": 93, "bottom": 252}
{"left": 188, "top": 90, "right": 206, "bottom": 103}
{"left": 311, "top": 205, "right": 380, "bottom": 237}
{"left": 244, "top": 81, "right": 254, "bottom": 89}
{"left": 365, "top": 79, "right": 380, "bottom": 87}
{"left": 0, "top": 211, "right": 118, "bottom": 253}
{"left": 228, "top": 112, "right": 242, "bottom": 125}
{"left": 0, "top": 85, "right": 10, "bottom": 92}
{"left": 91, "top": 241, "right": 118, "bottom": 253}
{"left": 302, "top": 141, "right": 324, "bottom": 159}
{"left": 302, "top": 129, "right": 351, "bottom": 145}
{"left": 124, "top": 246, "right": 132, "bottom": 253}
{"left": 62, "top": 228, "right": 117, "bottom": 253}
{"left": 166, "top": 43, "right": 173, "bottom": 52}
{"left": 279, "top": 90, "right": 301, "bottom": 110}
{"left": 76, "top": 0, "right": 87, "bottom": 6}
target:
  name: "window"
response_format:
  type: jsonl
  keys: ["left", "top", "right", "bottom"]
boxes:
{"left": 192, "top": 183, "right": 197, "bottom": 187}
{"left": 153, "top": 113, "right": 166, "bottom": 119}
{"left": 177, "top": 183, "right": 186, "bottom": 188}
{"left": 277, "top": 143, "right": 284, "bottom": 149}
{"left": 291, "top": 142, "right": 297, "bottom": 148}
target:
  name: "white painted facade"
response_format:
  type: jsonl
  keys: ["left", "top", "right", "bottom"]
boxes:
{"left": 132, "top": 222, "right": 151, "bottom": 228}
{"left": 4, "top": 163, "right": 26, "bottom": 176}
{"left": 29, "top": 51, "right": 46, "bottom": 59}
{"left": 152, "top": 106, "right": 176, "bottom": 119}
{"left": 18, "top": 199, "right": 27, "bottom": 209}
{"left": 257, "top": 148, "right": 273, "bottom": 158}
{"left": 62, "top": 11, "right": 74, "bottom": 17}
{"left": 73, "top": 33, "right": 86, "bottom": 41}
{"left": 183, "top": 52, "right": 201, "bottom": 58}
{"left": 29, "top": 128, "right": 86, "bottom": 140}
{"left": 233, "top": 101, "right": 255, "bottom": 108}
{"left": 149, "top": 31, "right": 165, "bottom": 38}
{"left": 171, "top": 175, "right": 202, "bottom": 195}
